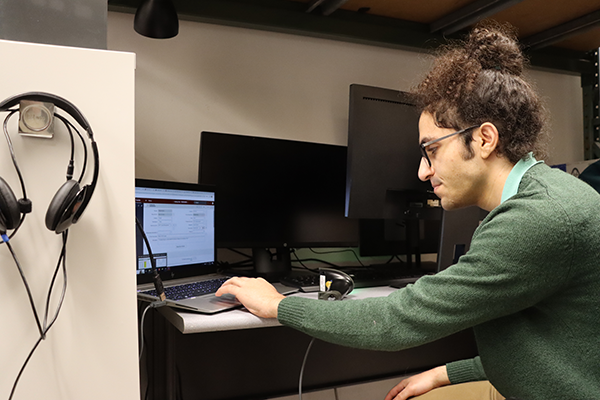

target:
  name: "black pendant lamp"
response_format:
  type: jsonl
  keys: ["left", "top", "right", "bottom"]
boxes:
{"left": 134, "top": 0, "right": 179, "bottom": 39}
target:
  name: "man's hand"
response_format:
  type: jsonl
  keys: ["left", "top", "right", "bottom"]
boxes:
{"left": 216, "top": 277, "right": 284, "bottom": 319}
{"left": 384, "top": 366, "right": 450, "bottom": 400}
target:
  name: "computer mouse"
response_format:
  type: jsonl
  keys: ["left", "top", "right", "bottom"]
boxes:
{"left": 317, "top": 268, "right": 354, "bottom": 300}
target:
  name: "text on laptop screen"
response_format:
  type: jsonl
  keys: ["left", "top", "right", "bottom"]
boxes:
{"left": 135, "top": 185, "right": 216, "bottom": 276}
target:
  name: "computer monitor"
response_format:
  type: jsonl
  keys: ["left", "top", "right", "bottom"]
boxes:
{"left": 345, "top": 84, "right": 442, "bottom": 264}
{"left": 135, "top": 179, "right": 216, "bottom": 285}
{"left": 436, "top": 206, "right": 486, "bottom": 272}
{"left": 198, "top": 131, "right": 359, "bottom": 278}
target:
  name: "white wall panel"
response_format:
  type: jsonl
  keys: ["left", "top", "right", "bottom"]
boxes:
{"left": 0, "top": 40, "right": 138, "bottom": 400}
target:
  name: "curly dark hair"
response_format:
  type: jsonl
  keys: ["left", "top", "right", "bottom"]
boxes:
{"left": 413, "top": 21, "right": 549, "bottom": 163}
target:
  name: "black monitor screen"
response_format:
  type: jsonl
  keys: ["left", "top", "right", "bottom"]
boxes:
{"left": 198, "top": 132, "right": 359, "bottom": 263}
{"left": 346, "top": 84, "right": 433, "bottom": 219}
{"left": 345, "top": 84, "right": 442, "bottom": 260}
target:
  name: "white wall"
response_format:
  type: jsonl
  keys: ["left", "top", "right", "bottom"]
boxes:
{"left": 107, "top": 11, "right": 583, "bottom": 183}
{"left": 530, "top": 69, "right": 584, "bottom": 163}
{"left": 0, "top": 40, "right": 138, "bottom": 400}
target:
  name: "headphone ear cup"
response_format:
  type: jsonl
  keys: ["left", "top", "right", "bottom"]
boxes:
{"left": 46, "top": 180, "right": 81, "bottom": 233}
{"left": 0, "top": 177, "right": 21, "bottom": 232}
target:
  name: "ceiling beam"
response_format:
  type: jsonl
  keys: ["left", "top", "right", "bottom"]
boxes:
{"left": 107, "top": 0, "right": 593, "bottom": 74}
{"left": 430, "top": 0, "right": 525, "bottom": 35}
{"left": 521, "top": 10, "right": 600, "bottom": 50}
{"left": 110, "top": 0, "right": 444, "bottom": 50}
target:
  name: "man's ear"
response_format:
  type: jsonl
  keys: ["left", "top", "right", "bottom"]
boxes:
{"left": 474, "top": 122, "right": 500, "bottom": 159}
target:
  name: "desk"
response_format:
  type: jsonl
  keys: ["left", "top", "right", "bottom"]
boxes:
{"left": 159, "top": 286, "right": 400, "bottom": 333}
{"left": 142, "top": 286, "right": 478, "bottom": 400}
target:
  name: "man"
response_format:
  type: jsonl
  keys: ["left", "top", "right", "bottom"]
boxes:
{"left": 217, "top": 22, "right": 600, "bottom": 400}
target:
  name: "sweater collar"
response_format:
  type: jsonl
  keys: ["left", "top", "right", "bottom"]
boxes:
{"left": 501, "top": 153, "right": 543, "bottom": 204}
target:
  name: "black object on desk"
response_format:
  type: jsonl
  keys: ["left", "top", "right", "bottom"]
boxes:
{"left": 280, "top": 266, "right": 426, "bottom": 292}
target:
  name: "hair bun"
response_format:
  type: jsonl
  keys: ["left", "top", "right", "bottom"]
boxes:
{"left": 466, "top": 21, "right": 524, "bottom": 76}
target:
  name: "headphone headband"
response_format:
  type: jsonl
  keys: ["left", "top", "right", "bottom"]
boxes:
{"left": 0, "top": 91, "right": 99, "bottom": 233}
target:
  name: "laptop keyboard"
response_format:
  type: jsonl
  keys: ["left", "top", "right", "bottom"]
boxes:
{"left": 141, "top": 277, "right": 230, "bottom": 300}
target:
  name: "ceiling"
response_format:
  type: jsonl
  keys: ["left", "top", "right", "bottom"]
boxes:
{"left": 108, "top": 0, "right": 600, "bottom": 75}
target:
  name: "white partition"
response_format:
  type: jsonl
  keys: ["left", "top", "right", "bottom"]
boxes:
{"left": 0, "top": 40, "right": 138, "bottom": 400}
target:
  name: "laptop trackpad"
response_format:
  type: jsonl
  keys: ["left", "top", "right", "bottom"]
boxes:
{"left": 176, "top": 283, "right": 297, "bottom": 314}
{"left": 179, "top": 294, "right": 241, "bottom": 314}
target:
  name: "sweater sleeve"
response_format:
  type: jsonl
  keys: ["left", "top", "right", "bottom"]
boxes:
{"left": 278, "top": 195, "right": 573, "bottom": 351}
{"left": 446, "top": 357, "right": 487, "bottom": 383}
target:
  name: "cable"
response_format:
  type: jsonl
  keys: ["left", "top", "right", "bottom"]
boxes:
{"left": 1, "top": 102, "right": 89, "bottom": 400}
{"left": 42, "top": 231, "right": 69, "bottom": 332}
{"left": 1, "top": 108, "right": 68, "bottom": 400}
{"left": 52, "top": 114, "right": 76, "bottom": 180}
{"left": 290, "top": 249, "right": 316, "bottom": 272}
{"left": 138, "top": 300, "right": 167, "bottom": 360}
{"left": 2, "top": 236, "right": 44, "bottom": 338}
{"left": 393, "top": 255, "right": 406, "bottom": 264}
{"left": 299, "top": 337, "right": 316, "bottom": 400}
{"left": 8, "top": 336, "right": 43, "bottom": 400}
{"left": 2, "top": 111, "right": 28, "bottom": 199}
{"left": 135, "top": 217, "right": 172, "bottom": 399}
{"left": 136, "top": 217, "right": 165, "bottom": 301}
{"left": 309, "top": 247, "right": 366, "bottom": 267}
{"left": 53, "top": 114, "right": 76, "bottom": 160}
{"left": 2, "top": 111, "right": 33, "bottom": 231}
{"left": 225, "top": 248, "right": 253, "bottom": 259}
{"left": 7, "top": 231, "right": 70, "bottom": 400}
{"left": 175, "top": 364, "right": 184, "bottom": 400}
{"left": 1, "top": 111, "right": 31, "bottom": 240}
{"left": 217, "top": 259, "right": 254, "bottom": 270}
{"left": 138, "top": 299, "right": 168, "bottom": 400}
{"left": 5, "top": 215, "right": 25, "bottom": 241}
{"left": 291, "top": 256, "right": 342, "bottom": 271}
{"left": 54, "top": 114, "right": 88, "bottom": 183}
{"left": 139, "top": 303, "right": 153, "bottom": 362}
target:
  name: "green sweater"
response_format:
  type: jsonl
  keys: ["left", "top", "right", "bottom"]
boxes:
{"left": 278, "top": 163, "right": 600, "bottom": 400}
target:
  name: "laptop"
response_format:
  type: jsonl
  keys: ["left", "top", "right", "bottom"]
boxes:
{"left": 135, "top": 179, "right": 296, "bottom": 314}
{"left": 135, "top": 179, "right": 238, "bottom": 313}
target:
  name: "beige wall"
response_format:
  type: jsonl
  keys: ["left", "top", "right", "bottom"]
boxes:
{"left": 107, "top": 12, "right": 583, "bottom": 183}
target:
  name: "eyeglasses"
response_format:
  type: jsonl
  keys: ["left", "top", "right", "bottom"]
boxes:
{"left": 420, "top": 125, "right": 479, "bottom": 167}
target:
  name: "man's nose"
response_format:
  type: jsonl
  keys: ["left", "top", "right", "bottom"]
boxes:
{"left": 418, "top": 158, "right": 433, "bottom": 181}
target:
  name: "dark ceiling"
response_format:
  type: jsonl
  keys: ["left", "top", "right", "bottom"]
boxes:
{"left": 108, "top": 0, "right": 600, "bottom": 75}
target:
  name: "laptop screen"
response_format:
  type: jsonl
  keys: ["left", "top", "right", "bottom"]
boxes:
{"left": 135, "top": 179, "right": 216, "bottom": 285}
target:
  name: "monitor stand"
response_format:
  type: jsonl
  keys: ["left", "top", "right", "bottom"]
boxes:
{"left": 403, "top": 219, "right": 423, "bottom": 269}
{"left": 252, "top": 247, "right": 292, "bottom": 280}
{"left": 377, "top": 218, "right": 425, "bottom": 270}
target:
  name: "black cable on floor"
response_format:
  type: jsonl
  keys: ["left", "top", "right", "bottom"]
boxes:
{"left": 299, "top": 337, "right": 316, "bottom": 400}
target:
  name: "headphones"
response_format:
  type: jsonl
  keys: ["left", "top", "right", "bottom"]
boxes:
{"left": 317, "top": 268, "right": 354, "bottom": 301}
{"left": 0, "top": 92, "right": 99, "bottom": 235}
